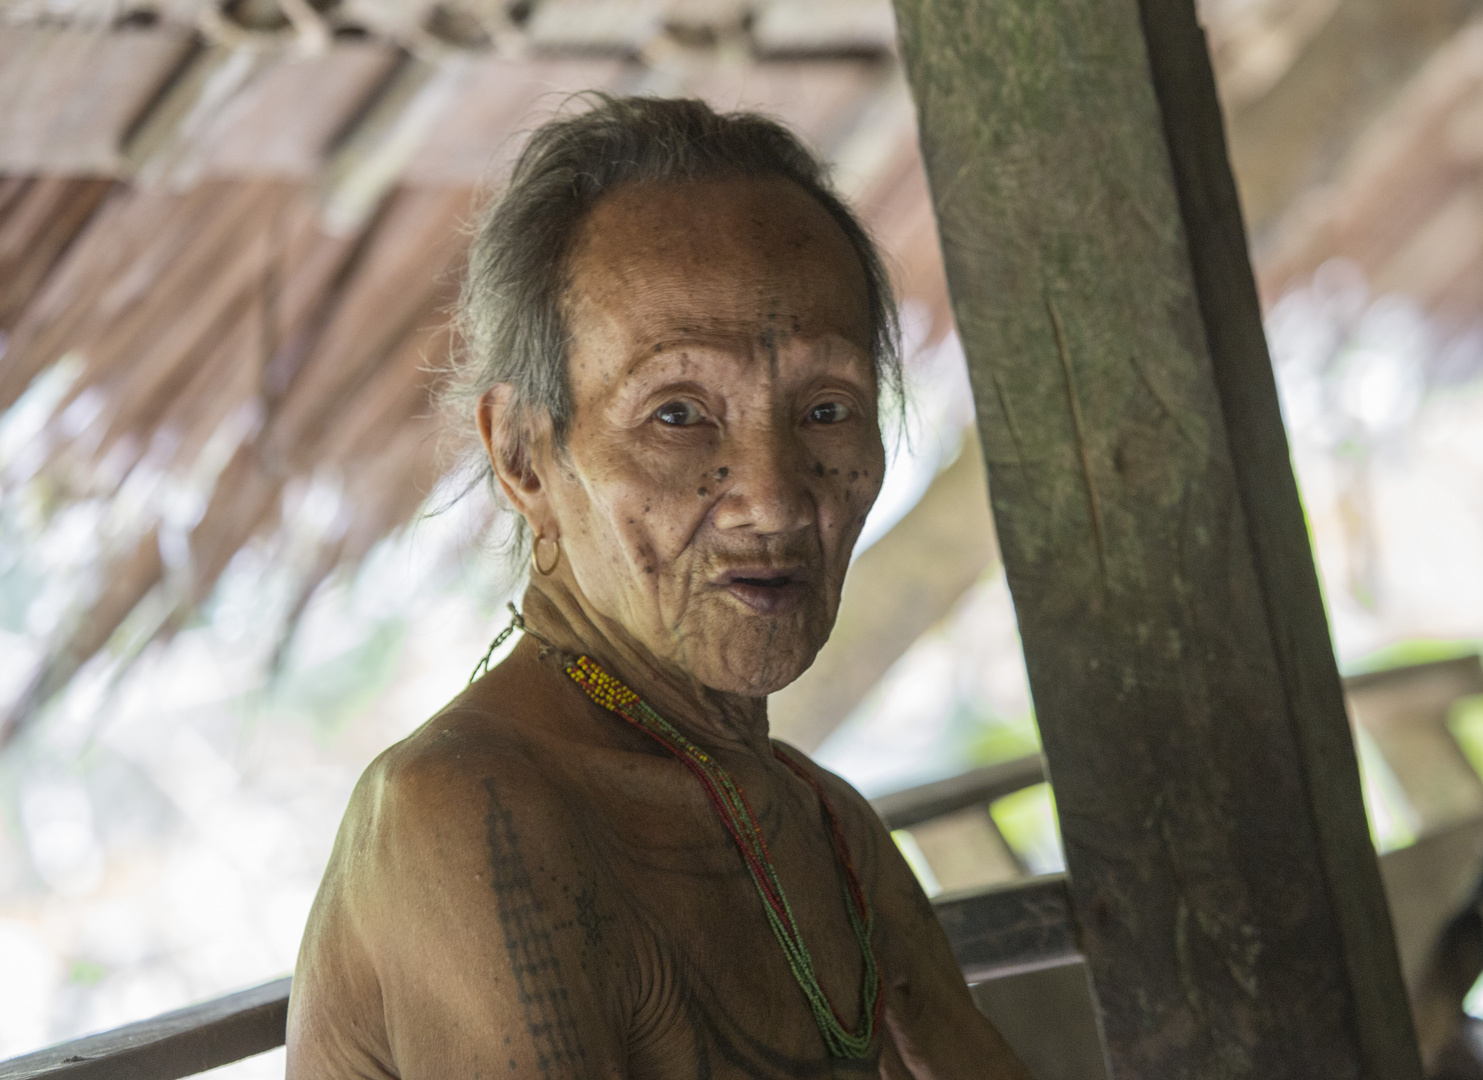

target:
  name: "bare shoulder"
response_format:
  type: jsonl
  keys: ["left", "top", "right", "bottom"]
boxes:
{"left": 773, "top": 741, "right": 887, "bottom": 838}
{"left": 296, "top": 646, "right": 614, "bottom": 990}
{"left": 289, "top": 652, "right": 630, "bottom": 1079}
{"left": 771, "top": 741, "right": 946, "bottom": 937}
{"left": 347, "top": 656, "right": 595, "bottom": 899}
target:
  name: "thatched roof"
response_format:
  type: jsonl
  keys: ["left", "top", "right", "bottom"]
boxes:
{"left": 1, "top": 0, "right": 1479, "bottom": 745}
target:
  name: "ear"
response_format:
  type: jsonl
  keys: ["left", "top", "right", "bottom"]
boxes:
{"left": 478, "top": 386, "right": 559, "bottom": 539}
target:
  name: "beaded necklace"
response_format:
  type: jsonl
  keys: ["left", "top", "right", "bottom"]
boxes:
{"left": 564, "top": 654, "right": 882, "bottom": 1060}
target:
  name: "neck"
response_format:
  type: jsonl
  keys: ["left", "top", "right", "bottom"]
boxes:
{"left": 518, "top": 574, "right": 774, "bottom": 758}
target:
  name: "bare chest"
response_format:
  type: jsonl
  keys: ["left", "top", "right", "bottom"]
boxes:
{"left": 582, "top": 784, "right": 886, "bottom": 1080}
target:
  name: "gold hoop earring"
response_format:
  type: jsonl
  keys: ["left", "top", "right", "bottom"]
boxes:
{"left": 532, "top": 534, "right": 561, "bottom": 577}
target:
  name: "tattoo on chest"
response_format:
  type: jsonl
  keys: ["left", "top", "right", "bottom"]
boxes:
{"left": 481, "top": 778, "right": 895, "bottom": 1080}
{"left": 573, "top": 883, "right": 603, "bottom": 951}
{"left": 484, "top": 780, "right": 588, "bottom": 1077}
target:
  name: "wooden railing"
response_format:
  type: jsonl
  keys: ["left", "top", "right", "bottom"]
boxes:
{"left": 0, "top": 756, "right": 1060, "bottom": 1080}
{"left": 0, "top": 879, "right": 1077, "bottom": 1080}
{"left": 6, "top": 652, "right": 1482, "bottom": 1080}
{"left": 0, "top": 978, "right": 292, "bottom": 1080}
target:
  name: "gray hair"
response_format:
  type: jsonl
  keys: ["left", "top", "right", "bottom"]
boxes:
{"left": 442, "top": 93, "right": 902, "bottom": 554}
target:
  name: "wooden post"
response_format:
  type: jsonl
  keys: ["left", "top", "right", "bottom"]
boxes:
{"left": 890, "top": 0, "right": 1424, "bottom": 1076}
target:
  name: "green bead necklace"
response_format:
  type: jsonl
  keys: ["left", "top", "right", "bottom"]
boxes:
{"left": 565, "top": 654, "right": 882, "bottom": 1060}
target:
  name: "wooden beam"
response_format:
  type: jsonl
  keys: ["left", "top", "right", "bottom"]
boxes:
{"left": 934, "top": 874, "right": 1080, "bottom": 983}
{"left": 4, "top": 800, "right": 1472, "bottom": 1080}
{"left": 0, "top": 977, "right": 290, "bottom": 1080}
{"left": 870, "top": 753, "right": 1045, "bottom": 831}
{"left": 891, "top": 0, "right": 1423, "bottom": 1075}
{"left": 1347, "top": 656, "right": 1483, "bottom": 834}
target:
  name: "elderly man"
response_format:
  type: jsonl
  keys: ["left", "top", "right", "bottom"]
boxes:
{"left": 288, "top": 96, "right": 1033, "bottom": 1080}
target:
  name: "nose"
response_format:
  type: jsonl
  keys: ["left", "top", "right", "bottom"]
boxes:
{"left": 710, "top": 421, "right": 816, "bottom": 538}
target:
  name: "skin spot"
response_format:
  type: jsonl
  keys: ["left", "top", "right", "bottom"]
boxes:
{"left": 716, "top": 466, "right": 728, "bottom": 479}
{"left": 848, "top": 470, "right": 859, "bottom": 481}
{"left": 697, "top": 487, "right": 708, "bottom": 497}
{"left": 812, "top": 462, "right": 825, "bottom": 478}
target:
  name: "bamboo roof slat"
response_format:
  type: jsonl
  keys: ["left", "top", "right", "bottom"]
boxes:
{"left": 4, "top": 182, "right": 262, "bottom": 402}
{"left": 522, "top": 0, "right": 669, "bottom": 54}
{"left": 1, "top": 0, "right": 1480, "bottom": 746}
{"left": 675, "top": 57, "right": 886, "bottom": 152}
{"left": 1258, "top": 18, "right": 1483, "bottom": 327}
{"left": 0, "top": 176, "right": 113, "bottom": 331}
{"left": 0, "top": 183, "right": 148, "bottom": 411}
{"left": 185, "top": 42, "right": 404, "bottom": 180}
{"left": 0, "top": 526, "right": 164, "bottom": 747}
{"left": 259, "top": 184, "right": 471, "bottom": 467}
{"left": 0, "top": 26, "right": 195, "bottom": 175}
{"left": 313, "top": 313, "right": 452, "bottom": 472}
{"left": 750, "top": 0, "right": 897, "bottom": 57}
{"left": 185, "top": 442, "right": 291, "bottom": 601}
{"left": 397, "top": 57, "right": 635, "bottom": 186}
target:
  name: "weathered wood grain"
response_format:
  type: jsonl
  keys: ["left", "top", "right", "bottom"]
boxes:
{"left": 1141, "top": 1, "right": 1421, "bottom": 1074}
{"left": 892, "top": 0, "right": 1422, "bottom": 1075}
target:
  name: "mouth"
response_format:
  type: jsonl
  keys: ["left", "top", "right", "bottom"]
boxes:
{"left": 717, "top": 566, "right": 811, "bottom": 616}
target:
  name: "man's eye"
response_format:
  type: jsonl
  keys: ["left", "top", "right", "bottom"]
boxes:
{"left": 655, "top": 401, "right": 702, "bottom": 426}
{"left": 807, "top": 402, "right": 851, "bottom": 424}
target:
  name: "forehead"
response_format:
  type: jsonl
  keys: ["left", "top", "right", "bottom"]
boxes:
{"left": 563, "top": 176, "right": 873, "bottom": 358}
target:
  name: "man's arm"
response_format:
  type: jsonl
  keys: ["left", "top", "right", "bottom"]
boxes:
{"left": 288, "top": 742, "right": 630, "bottom": 1080}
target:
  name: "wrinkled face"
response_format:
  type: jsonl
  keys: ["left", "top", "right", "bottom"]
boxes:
{"left": 530, "top": 176, "right": 885, "bottom": 696}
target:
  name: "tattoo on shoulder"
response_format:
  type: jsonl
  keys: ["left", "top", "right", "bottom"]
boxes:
{"left": 484, "top": 780, "right": 588, "bottom": 1077}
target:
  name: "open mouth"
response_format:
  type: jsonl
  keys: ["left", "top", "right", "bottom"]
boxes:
{"left": 718, "top": 568, "right": 810, "bottom": 616}
{"left": 733, "top": 575, "right": 793, "bottom": 588}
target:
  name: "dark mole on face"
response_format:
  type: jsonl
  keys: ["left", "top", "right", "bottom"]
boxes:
{"left": 812, "top": 462, "right": 825, "bottom": 478}
{"left": 697, "top": 487, "right": 708, "bottom": 497}
{"left": 848, "top": 470, "right": 859, "bottom": 481}
{"left": 716, "top": 466, "right": 728, "bottom": 479}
